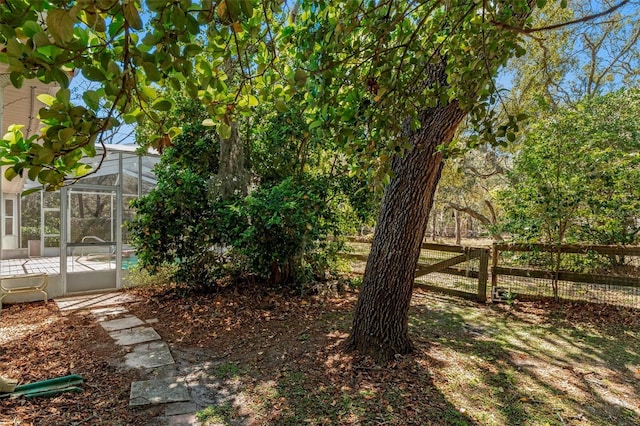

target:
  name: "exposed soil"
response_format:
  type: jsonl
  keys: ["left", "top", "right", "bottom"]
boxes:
{"left": 1, "top": 283, "right": 639, "bottom": 425}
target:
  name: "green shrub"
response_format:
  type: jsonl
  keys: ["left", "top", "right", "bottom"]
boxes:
{"left": 129, "top": 171, "right": 353, "bottom": 290}
{"left": 230, "top": 176, "right": 347, "bottom": 286}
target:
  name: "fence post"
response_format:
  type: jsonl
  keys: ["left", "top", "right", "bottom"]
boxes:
{"left": 490, "top": 243, "right": 499, "bottom": 301}
{"left": 477, "top": 248, "right": 489, "bottom": 302}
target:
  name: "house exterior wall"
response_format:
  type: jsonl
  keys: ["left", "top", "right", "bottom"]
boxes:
{"left": 1, "top": 64, "right": 59, "bottom": 135}
{"left": 1, "top": 64, "right": 61, "bottom": 250}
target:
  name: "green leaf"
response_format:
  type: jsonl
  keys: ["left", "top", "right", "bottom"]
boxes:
{"left": 147, "top": 0, "right": 167, "bottom": 11}
{"left": 217, "top": 122, "right": 232, "bottom": 139}
{"left": 33, "top": 31, "right": 51, "bottom": 47}
{"left": 40, "top": 170, "right": 57, "bottom": 185}
{"left": 47, "top": 9, "right": 76, "bottom": 44}
{"left": 470, "top": 15, "right": 483, "bottom": 25}
{"left": 240, "top": 0, "right": 253, "bottom": 18}
{"left": 152, "top": 99, "right": 173, "bottom": 111}
{"left": 6, "top": 38, "right": 22, "bottom": 57}
{"left": 75, "top": 164, "right": 93, "bottom": 177}
{"left": 82, "top": 65, "right": 106, "bottom": 82}
{"left": 83, "top": 90, "right": 101, "bottom": 110}
{"left": 247, "top": 95, "right": 259, "bottom": 107}
{"left": 22, "top": 187, "right": 43, "bottom": 197}
{"left": 142, "top": 32, "right": 158, "bottom": 46}
{"left": 37, "top": 94, "right": 57, "bottom": 106}
{"left": 167, "top": 127, "right": 182, "bottom": 138}
{"left": 143, "top": 62, "right": 163, "bottom": 82}
{"left": 56, "top": 88, "right": 71, "bottom": 106}
{"left": 22, "top": 21, "right": 42, "bottom": 38}
{"left": 275, "top": 99, "right": 287, "bottom": 113}
{"left": 28, "top": 166, "right": 42, "bottom": 181}
{"left": 58, "top": 128, "right": 76, "bottom": 143}
{"left": 38, "top": 148, "right": 55, "bottom": 164}
{"left": 4, "top": 167, "right": 18, "bottom": 181}
{"left": 51, "top": 68, "right": 70, "bottom": 88}
{"left": 84, "top": 10, "right": 107, "bottom": 32}
{"left": 123, "top": 2, "right": 143, "bottom": 30}
{"left": 309, "top": 120, "right": 322, "bottom": 130}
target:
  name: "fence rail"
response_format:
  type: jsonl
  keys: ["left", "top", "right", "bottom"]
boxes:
{"left": 344, "top": 240, "right": 640, "bottom": 308}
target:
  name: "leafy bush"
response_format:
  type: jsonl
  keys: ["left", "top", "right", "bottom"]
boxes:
{"left": 129, "top": 95, "right": 368, "bottom": 291}
{"left": 129, "top": 170, "right": 353, "bottom": 289}
{"left": 231, "top": 176, "right": 349, "bottom": 286}
{"left": 127, "top": 123, "right": 230, "bottom": 287}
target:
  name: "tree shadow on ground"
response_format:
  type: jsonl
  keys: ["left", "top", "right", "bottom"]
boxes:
{"left": 181, "top": 302, "right": 479, "bottom": 425}
{"left": 408, "top": 291, "right": 640, "bottom": 425}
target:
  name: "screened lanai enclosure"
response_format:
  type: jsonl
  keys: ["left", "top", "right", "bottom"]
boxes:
{"left": 0, "top": 144, "right": 158, "bottom": 299}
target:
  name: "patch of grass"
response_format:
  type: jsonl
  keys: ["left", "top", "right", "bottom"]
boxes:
{"left": 347, "top": 276, "right": 362, "bottom": 289}
{"left": 195, "top": 402, "right": 233, "bottom": 425}
{"left": 408, "top": 291, "right": 640, "bottom": 426}
{"left": 214, "top": 362, "right": 243, "bottom": 379}
{"left": 298, "top": 333, "right": 311, "bottom": 342}
{"left": 123, "top": 264, "right": 177, "bottom": 289}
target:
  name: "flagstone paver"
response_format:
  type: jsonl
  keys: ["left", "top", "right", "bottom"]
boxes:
{"left": 90, "top": 306, "right": 129, "bottom": 321}
{"left": 129, "top": 378, "right": 190, "bottom": 406}
{"left": 55, "top": 292, "right": 140, "bottom": 311}
{"left": 124, "top": 341, "right": 175, "bottom": 369}
{"left": 109, "top": 326, "right": 161, "bottom": 346}
{"left": 99, "top": 315, "right": 145, "bottom": 332}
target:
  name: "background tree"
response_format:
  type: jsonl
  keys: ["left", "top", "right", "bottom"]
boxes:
{"left": 430, "top": 0, "right": 640, "bottom": 247}
{"left": 499, "top": 89, "right": 640, "bottom": 247}
{"left": 431, "top": 146, "right": 506, "bottom": 242}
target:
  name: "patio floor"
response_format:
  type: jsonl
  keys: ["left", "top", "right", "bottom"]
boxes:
{"left": 0, "top": 256, "right": 115, "bottom": 276}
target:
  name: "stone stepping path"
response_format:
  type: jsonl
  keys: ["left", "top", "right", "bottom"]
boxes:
{"left": 54, "top": 292, "right": 212, "bottom": 424}
{"left": 82, "top": 295, "right": 197, "bottom": 423}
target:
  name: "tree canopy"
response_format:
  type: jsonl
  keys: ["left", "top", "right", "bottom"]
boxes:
{"left": 0, "top": 0, "right": 567, "bottom": 189}
{"left": 499, "top": 89, "right": 640, "bottom": 246}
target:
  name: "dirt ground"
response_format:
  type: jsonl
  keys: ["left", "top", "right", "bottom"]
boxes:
{"left": 1, "top": 283, "right": 639, "bottom": 425}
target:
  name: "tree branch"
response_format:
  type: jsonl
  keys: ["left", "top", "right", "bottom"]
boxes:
{"left": 491, "top": 0, "right": 631, "bottom": 34}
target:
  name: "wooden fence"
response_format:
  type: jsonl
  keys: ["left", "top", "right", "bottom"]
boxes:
{"left": 343, "top": 240, "right": 640, "bottom": 307}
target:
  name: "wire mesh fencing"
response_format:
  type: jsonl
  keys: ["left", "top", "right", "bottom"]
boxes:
{"left": 493, "top": 244, "right": 640, "bottom": 308}
{"left": 343, "top": 239, "right": 640, "bottom": 308}
{"left": 343, "top": 240, "right": 489, "bottom": 301}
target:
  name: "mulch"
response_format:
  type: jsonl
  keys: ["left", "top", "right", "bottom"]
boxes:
{"left": 0, "top": 300, "right": 160, "bottom": 425}
{"left": 2, "top": 283, "right": 638, "bottom": 425}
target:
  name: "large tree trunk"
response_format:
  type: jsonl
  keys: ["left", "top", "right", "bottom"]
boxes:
{"left": 343, "top": 101, "right": 466, "bottom": 362}
{"left": 217, "top": 122, "right": 249, "bottom": 199}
